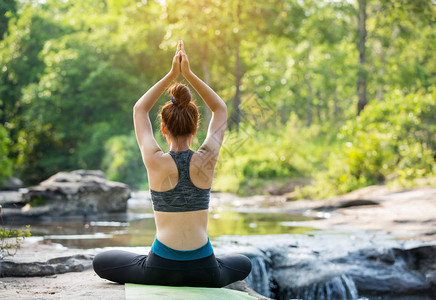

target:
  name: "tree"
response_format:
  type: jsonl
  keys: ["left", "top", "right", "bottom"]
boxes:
{"left": 357, "top": 0, "right": 367, "bottom": 116}
{"left": 369, "top": 0, "right": 435, "bottom": 98}
{"left": 0, "top": 1, "right": 70, "bottom": 178}
{"left": 0, "top": 0, "right": 17, "bottom": 40}
{"left": 0, "top": 0, "right": 434, "bottom": 189}
{"left": 0, "top": 0, "right": 165, "bottom": 182}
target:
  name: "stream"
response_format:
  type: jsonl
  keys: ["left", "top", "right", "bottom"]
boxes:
{"left": 10, "top": 192, "right": 436, "bottom": 300}
{"left": 24, "top": 196, "right": 316, "bottom": 249}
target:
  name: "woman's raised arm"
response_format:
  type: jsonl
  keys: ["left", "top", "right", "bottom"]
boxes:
{"left": 179, "top": 41, "right": 227, "bottom": 158}
{"left": 133, "top": 42, "right": 182, "bottom": 166}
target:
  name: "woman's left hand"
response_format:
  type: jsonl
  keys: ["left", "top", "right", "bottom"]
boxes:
{"left": 170, "top": 41, "right": 182, "bottom": 77}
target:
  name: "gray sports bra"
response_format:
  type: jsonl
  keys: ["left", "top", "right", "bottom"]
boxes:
{"left": 150, "top": 149, "right": 211, "bottom": 212}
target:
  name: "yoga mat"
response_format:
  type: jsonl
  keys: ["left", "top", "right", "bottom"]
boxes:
{"left": 125, "top": 283, "right": 257, "bottom": 300}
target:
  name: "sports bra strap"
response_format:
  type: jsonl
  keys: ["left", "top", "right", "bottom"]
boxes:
{"left": 168, "top": 150, "right": 193, "bottom": 182}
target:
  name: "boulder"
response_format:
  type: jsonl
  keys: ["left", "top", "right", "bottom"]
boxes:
{"left": 0, "top": 254, "right": 94, "bottom": 277}
{"left": 0, "top": 177, "right": 23, "bottom": 191}
{"left": 20, "top": 170, "right": 130, "bottom": 218}
{"left": 0, "top": 191, "right": 27, "bottom": 209}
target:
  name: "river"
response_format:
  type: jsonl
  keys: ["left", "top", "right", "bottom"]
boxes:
{"left": 6, "top": 191, "right": 436, "bottom": 300}
{"left": 22, "top": 193, "right": 318, "bottom": 249}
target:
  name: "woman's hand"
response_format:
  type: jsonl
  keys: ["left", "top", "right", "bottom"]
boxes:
{"left": 170, "top": 42, "right": 182, "bottom": 77}
{"left": 179, "top": 40, "right": 191, "bottom": 77}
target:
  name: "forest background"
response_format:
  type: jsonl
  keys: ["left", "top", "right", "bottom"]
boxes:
{"left": 0, "top": 0, "right": 434, "bottom": 199}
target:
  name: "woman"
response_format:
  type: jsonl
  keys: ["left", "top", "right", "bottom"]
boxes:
{"left": 93, "top": 40, "right": 252, "bottom": 287}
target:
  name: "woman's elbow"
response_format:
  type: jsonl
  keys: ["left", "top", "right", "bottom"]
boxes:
{"left": 222, "top": 104, "right": 228, "bottom": 116}
{"left": 133, "top": 104, "right": 149, "bottom": 117}
{"left": 215, "top": 104, "right": 227, "bottom": 117}
{"left": 133, "top": 103, "right": 139, "bottom": 113}
{"left": 221, "top": 102, "right": 227, "bottom": 113}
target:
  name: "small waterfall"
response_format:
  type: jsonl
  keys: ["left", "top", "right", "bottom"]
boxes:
{"left": 281, "top": 274, "right": 358, "bottom": 300}
{"left": 245, "top": 256, "right": 273, "bottom": 298}
{"left": 246, "top": 254, "right": 359, "bottom": 300}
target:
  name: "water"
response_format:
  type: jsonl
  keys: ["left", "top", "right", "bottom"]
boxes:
{"left": 245, "top": 256, "right": 273, "bottom": 298}
{"left": 8, "top": 195, "right": 435, "bottom": 299}
{"left": 283, "top": 274, "right": 359, "bottom": 300}
{"left": 20, "top": 198, "right": 317, "bottom": 249}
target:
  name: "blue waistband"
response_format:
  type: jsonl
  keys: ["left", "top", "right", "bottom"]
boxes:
{"left": 151, "top": 237, "right": 214, "bottom": 261}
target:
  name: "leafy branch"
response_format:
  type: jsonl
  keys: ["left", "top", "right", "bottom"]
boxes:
{"left": 0, "top": 205, "right": 31, "bottom": 258}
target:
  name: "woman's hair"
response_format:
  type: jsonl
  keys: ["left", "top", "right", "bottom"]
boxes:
{"left": 160, "top": 83, "right": 199, "bottom": 137}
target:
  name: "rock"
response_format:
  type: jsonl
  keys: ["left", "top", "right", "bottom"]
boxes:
{"left": 0, "top": 177, "right": 23, "bottom": 191}
{"left": 217, "top": 234, "right": 436, "bottom": 299}
{"left": 2, "top": 170, "right": 130, "bottom": 219}
{"left": 338, "top": 199, "right": 380, "bottom": 208}
{"left": 0, "top": 238, "right": 97, "bottom": 277}
{"left": 335, "top": 246, "right": 436, "bottom": 295}
{"left": 0, "top": 254, "right": 94, "bottom": 277}
{"left": 314, "top": 199, "right": 380, "bottom": 212}
{"left": 331, "top": 185, "right": 393, "bottom": 201}
{"left": 0, "top": 191, "right": 27, "bottom": 208}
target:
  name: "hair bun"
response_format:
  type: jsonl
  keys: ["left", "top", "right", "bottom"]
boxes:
{"left": 161, "top": 83, "right": 199, "bottom": 137}
{"left": 170, "top": 83, "right": 191, "bottom": 107}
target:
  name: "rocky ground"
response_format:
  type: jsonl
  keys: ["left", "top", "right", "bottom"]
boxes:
{"left": 0, "top": 269, "right": 124, "bottom": 299}
{"left": 213, "top": 185, "right": 436, "bottom": 242}
{"left": 315, "top": 186, "right": 436, "bottom": 241}
{"left": 1, "top": 185, "right": 435, "bottom": 299}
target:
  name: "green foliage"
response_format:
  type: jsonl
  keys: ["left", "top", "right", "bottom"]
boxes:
{"left": 0, "top": 0, "right": 17, "bottom": 40}
{"left": 0, "top": 0, "right": 434, "bottom": 196}
{"left": 0, "top": 125, "right": 12, "bottom": 183}
{"left": 28, "top": 195, "right": 47, "bottom": 207}
{"left": 342, "top": 90, "right": 435, "bottom": 183}
{"left": 299, "top": 90, "right": 436, "bottom": 198}
{"left": 214, "top": 114, "right": 338, "bottom": 195}
{"left": 216, "top": 90, "right": 435, "bottom": 198}
{"left": 102, "top": 133, "right": 147, "bottom": 189}
{"left": 0, "top": 222, "right": 31, "bottom": 257}
{"left": 1, "top": 0, "right": 162, "bottom": 183}
{"left": 77, "top": 122, "right": 113, "bottom": 169}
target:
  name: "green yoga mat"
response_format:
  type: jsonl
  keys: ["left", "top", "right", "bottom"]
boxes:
{"left": 125, "top": 283, "right": 257, "bottom": 300}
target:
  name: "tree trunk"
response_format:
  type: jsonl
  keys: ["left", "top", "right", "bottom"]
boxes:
{"left": 306, "top": 45, "right": 312, "bottom": 126}
{"left": 229, "top": 2, "right": 242, "bottom": 131}
{"left": 376, "top": 46, "right": 385, "bottom": 102}
{"left": 201, "top": 45, "right": 211, "bottom": 128}
{"left": 333, "top": 73, "right": 340, "bottom": 119}
{"left": 230, "top": 41, "right": 241, "bottom": 132}
{"left": 357, "top": 0, "right": 367, "bottom": 116}
{"left": 316, "top": 90, "right": 322, "bottom": 122}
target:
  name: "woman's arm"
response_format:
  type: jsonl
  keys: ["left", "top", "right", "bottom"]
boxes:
{"left": 133, "top": 44, "right": 181, "bottom": 167}
{"left": 180, "top": 41, "right": 227, "bottom": 158}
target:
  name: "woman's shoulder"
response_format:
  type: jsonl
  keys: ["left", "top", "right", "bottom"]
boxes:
{"left": 145, "top": 150, "right": 176, "bottom": 170}
{"left": 191, "top": 147, "right": 219, "bottom": 171}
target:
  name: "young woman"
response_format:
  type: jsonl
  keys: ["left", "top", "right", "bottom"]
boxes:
{"left": 93, "top": 40, "right": 252, "bottom": 287}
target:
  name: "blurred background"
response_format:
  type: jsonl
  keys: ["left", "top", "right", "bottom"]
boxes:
{"left": 0, "top": 0, "right": 434, "bottom": 198}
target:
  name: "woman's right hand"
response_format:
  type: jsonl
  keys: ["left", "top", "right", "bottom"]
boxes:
{"left": 170, "top": 47, "right": 181, "bottom": 78}
{"left": 179, "top": 40, "right": 191, "bottom": 77}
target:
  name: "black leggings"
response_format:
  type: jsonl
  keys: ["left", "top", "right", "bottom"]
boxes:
{"left": 93, "top": 250, "right": 252, "bottom": 288}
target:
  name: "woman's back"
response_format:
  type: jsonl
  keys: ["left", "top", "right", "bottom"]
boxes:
{"left": 148, "top": 149, "right": 214, "bottom": 250}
